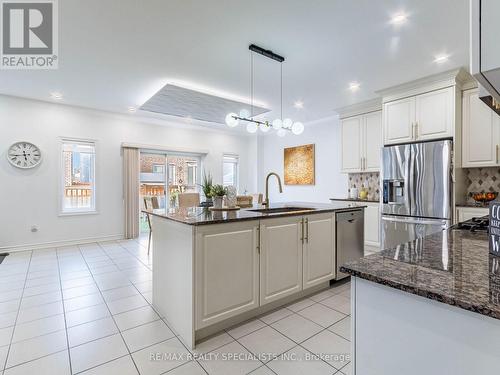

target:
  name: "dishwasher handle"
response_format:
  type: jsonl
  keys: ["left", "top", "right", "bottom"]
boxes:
{"left": 336, "top": 209, "right": 364, "bottom": 222}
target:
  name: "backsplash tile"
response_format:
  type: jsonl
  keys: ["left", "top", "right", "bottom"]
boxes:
{"left": 465, "top": 167, "right": 500, "bottom": 204}
{"left": 348, "top": 172, "right": 380, "bottom": 200}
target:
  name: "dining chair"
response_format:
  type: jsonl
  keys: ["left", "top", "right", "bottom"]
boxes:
{"left": 143, "top": 198, "right": 153, "bottom": 255}
{"left": 178, "top": 192, "right": 200, "bottom": 208}
{"left": 151, "top": 196, "right": 160, "bottom": 209}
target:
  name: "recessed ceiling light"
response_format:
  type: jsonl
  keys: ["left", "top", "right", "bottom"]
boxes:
{"left": 349, "top": 82, "right": 360, "bottom": 91}
{"left": 50, "top": 92, "right": 63, "bottom": 100}
{"left": 128, "top": 106, "right": 137, "bottom": 113}
{"left": 294, "top": 100, "right": 304, "bottom": 109}
{"left": 434, "top": 54, "right": 450, "bottom": 64}
{"left": 390, "top": 12, "right": 408, "bottom": 25}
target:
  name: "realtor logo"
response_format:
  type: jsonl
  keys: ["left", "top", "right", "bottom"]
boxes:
{"left": 1, "top": 0, "right": 58, "bottom": 69}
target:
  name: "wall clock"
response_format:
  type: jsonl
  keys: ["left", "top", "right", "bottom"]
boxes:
{"left": 7, "top": 142, "right": 42, "bottom": 169}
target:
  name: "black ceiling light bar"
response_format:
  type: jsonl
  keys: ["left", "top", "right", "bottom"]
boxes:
{"left": 249, "top": 44, "right": 285, "bottom": 63}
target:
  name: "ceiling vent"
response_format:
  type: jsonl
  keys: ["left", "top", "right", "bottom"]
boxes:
{"left": 140, "top": 84, "right": 270, "bottom": 124}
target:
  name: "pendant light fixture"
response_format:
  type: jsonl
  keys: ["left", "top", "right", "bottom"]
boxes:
{"left": 225, "top": 44, "right": 304, "bottom": 136}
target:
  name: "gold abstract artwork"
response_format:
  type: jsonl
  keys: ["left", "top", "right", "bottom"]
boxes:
{"left": 284, "top": 144, "right": 315, "bottom": 185}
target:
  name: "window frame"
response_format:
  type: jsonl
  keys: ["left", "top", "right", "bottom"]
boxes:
{"left": 222, "top": 153, "right": 239, "bottom": 190}
{"left": 59, "top": 137, "right": 98, "bottom": 216}
{"left": 152, "top": 163, "right": 164, "bottom": 174}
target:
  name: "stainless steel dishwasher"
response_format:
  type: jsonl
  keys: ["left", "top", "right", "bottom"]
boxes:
{"left": 336, "top": 209, "right": 364, "bottom": 280}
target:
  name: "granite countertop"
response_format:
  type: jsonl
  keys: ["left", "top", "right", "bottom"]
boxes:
{"left": 143, "top": 201, "right": 366, "bottom": 226}
{"left": 340, "top": 228, "right": 500, "bottom": 320}
{"left": 330, "top": 197, "right": 379, "bottom": 203}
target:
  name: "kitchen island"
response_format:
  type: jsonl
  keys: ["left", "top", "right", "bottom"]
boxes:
{"left": 341, "top": 227, "right": 500, "bottom": 375}
{"left": 145, "top": 202, "right": 364, "bottom": 348}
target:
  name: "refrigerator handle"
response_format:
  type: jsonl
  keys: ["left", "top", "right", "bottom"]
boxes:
{"left": 404, "top": 145, "right": 412, "bottom": 214}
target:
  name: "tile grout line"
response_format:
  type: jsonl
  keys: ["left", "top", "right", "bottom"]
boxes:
{"left": 2, "top": 250, "right": 33, "bottom": 371}
{"left": 55, "top": 247, "right": 74, "bottom": 374}
{"left": 79, "top": 242, "right": 142, "bottom": 375}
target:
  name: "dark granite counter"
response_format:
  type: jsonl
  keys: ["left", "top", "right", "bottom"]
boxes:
{"left": 330, "top": 197, "right": 379, "bottom": 203}
{"left": 340, "top": 228, "right": 500, "bottom": 319}
{"left": 143, "top": 201, "right": 365, "bottom": 226}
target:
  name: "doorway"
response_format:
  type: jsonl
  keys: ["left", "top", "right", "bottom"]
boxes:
{"left": 139, "top": 151, "right": 202, "bottom": 233}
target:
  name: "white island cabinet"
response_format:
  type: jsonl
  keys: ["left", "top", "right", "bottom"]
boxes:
{"left": 150, "top": 205, "right": 362, "bottom": 348}
{"left": 195, "top": 221, "right": 260, "bottom": 329}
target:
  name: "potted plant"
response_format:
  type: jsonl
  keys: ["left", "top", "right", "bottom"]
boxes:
{"left": 199, "top": 171, "right": 214, "bottom": 206}
{"left": 210, "top": 184, "right": 227, "bottom": 209}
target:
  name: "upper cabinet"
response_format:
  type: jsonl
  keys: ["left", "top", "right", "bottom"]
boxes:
{"left": 462, "top": 89, "right": 500, "bottom": 167}
{"left": 383, "top": 97, "right": 415, "bottom": 144}
{"left": 378, "top": 68, "right": 472, "bottom": 146}
{"left": 340, "top": 109, "right": 382, "bottom": 173}
{"left": 383, "top": 87, "right": 455, "bottom": 145}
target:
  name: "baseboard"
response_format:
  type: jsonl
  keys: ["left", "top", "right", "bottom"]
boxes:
{"left": 0, "top": 234, "right": 125, "bottom": 253}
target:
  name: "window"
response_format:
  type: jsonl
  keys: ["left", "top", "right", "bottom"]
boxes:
{"left": 152, "top": 164, "right": 164, "bottom": 174}
{"left": 223, "top": 154, "right": 239, "bottom": 188}
{"left": 187, "top": 162, "right": 197, "bottom": 186}
{"left": 61, "top": 140, "right": 96, "bottom": 214}
{"left": 168, "top": 163, "right": 176, "bottom": 185}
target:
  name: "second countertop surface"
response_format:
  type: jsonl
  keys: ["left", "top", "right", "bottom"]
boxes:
{"left": 340, "top": 228, "right": 500, "bottom": 320}
{"left": 330, "top": 197, "right": 379, "bottom": 203}
{"left": 144, "top": 201, "right": 366, "bottom": 225}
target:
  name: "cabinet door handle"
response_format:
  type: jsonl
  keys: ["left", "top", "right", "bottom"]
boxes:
{"left": 497, "top": 145, "right": 499, "bottom": 164}
{"left": 411, "top": 123, "right": 415, "bottom": 140}
{"left": 257, "top": 226, "right": 261, "bottom": 254}
{"left": 305, "top": 218, "right": 309, "bottom": 243}
{"left": 415, "top": 122, "right": 418, "bottom": 139}
{"left": 300, "top": 218, "right": 304, "bottom": 244}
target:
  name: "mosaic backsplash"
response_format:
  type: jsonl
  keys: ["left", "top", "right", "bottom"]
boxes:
{"left": 348, "top": 172, "right": 380, "bottom": 200}
{"left": 465, "top": 167, "right": 500, "bottom": 204}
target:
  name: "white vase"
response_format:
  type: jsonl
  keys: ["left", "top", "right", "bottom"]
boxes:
{"left": 213, "top": 196, "right": 223, "bottom": 209}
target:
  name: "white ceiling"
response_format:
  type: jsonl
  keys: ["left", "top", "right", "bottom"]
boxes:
{"left": 0, "top": 0, "right": 470, "bottom": 126}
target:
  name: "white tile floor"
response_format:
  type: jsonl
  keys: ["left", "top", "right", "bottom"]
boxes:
{"left": 0, "top": 235, "right": 352, "bottom": 375}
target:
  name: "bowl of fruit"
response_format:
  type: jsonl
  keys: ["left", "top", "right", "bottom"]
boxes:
{"left": 470, "top": 191, "right": 499, "bottom": 206}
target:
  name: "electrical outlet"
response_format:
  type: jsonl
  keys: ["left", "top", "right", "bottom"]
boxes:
{"left": 30, "top": 225, "right": 38, "bottom": 233}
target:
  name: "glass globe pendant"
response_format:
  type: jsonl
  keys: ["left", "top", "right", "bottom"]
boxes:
{"left": 246, "top": 122, "right": 258, "bottom": 133}
{"left": 277, "top": 128, "right": 287, "bottom": 137}
{"left": 272, "top": 119, "right": 283, "bottom": 130}
{"left": 225, "top": 113, "right": 239, "bottom": 127}
{"left": 291, "top": 122, "right": 304, "bottom": 135}
{"left": 282, "top": 118, "right": 293, "bottom": 129}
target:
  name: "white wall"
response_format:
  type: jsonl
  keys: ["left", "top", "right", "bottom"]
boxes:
{"left": 0, "top": 95, "right": 257, "bottom": 250}
{"left": 257, "top": 117, "right": 348, "bottom": 203}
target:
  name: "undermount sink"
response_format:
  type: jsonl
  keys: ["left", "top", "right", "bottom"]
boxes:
{"left": 249, "top": 206, "right": 316, "bottom": 214}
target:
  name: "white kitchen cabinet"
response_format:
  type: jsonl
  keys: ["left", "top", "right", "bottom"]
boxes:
{"left": 415, "top": 87, "right": 454, "bottom": 140}
{"left": 340, "top": 116, "right": 363, "bottom": 172}
{"left": 364, "top": 111, "right": 383, "bottom": 171}
{"left": 364, "top": 202, "right": 380, "bottom": 249}
{"left": 383, "top": 97, "right": 415, "bottom": 144}
{"left": 341, "top": 110, "right": 382, "bottom": 173}
{"left": 456, "top": 206, "right": 488, "bottom": 223}
{"left": 195, "top": 221, "right": 260, "bottom": 329}
{"left": 302, "top": 213, "right": 336, "bottom": 289}
{"left": 462, "top": 89, "right": 500, "bottom": 167}
{"left": 384, "top": 87, "right": 455, "bottom": 145}
{"left": 259, "top": 216, "right": 303, "bottom": 305}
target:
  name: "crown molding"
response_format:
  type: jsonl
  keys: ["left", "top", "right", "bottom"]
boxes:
{"left": 376, "top": 67, "right": 475, "bottom": 103}
{"left": 334, "top": 98, "right": 382, "bottom": 119}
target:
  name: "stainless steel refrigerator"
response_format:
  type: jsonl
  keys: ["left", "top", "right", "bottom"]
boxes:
{"left": 381, "top": 139, "right": 452, "bottom": 249}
